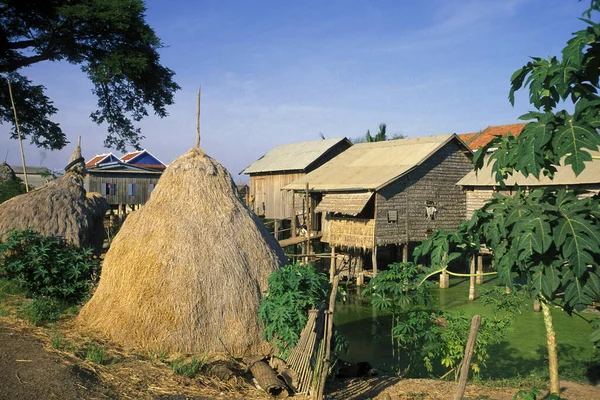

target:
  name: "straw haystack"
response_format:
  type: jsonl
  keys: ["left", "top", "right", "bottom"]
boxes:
{"left": 78, "top": 148, "right": 287, "bottom": 357}
{"left": 0, "top": 143, "right": 108, "bottom": 252}
{"left": 0, "top": 163, "right": 16, "bottom": 183}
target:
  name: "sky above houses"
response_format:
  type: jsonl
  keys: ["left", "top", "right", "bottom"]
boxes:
{"left": 0, "top": 0, "right": 591, "bottom": 183}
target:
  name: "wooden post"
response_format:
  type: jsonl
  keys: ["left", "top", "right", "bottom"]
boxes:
{"left": 453, "top": 315, "right": 482, "bottom": 400}
{"left": 7, "top": 79, "right": 29, "bottom": 191}
{"left": 195, "top": 86, "right": 201, "bottom": 148}
{"left": 440, "top": 252, "right": 449, "bottom": 289}
{"left": 469, "top": 256, "right": 476, "bottom": 301}
{"left": 372, "top": 246, "right": 378, "bottom": 277}
{"left": 274, "top": 219, "right": 280, "bottom": 240}
{"left": 291, "top": 193, "right": 297, "bottom": 238}
{"left": 329, "top": 247, "right": 336, "bottom": 283}
{"left": 305, "top": 183, "right": 311, "bottom": 261}
{"left": 476, "top": 254, "right": 483, "bottom": 284}
{"left": 315, "top": 274, "right": 339, "bottom": 400}
{"left": 402, "top": 243, "right": 409, "bottom": 263}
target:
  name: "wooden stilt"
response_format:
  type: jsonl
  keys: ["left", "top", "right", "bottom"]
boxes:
{"left": 469, "top": 256, "right": 476, "bottom": 301}
{"left": 402, "top": 243, "right": 409, "bottom": 263}
{"left": 476, "top": 255, "right": 483, "bottom": 284}
{"left": 274, "top": 219, "right": 280, "bottom": 240}
{"left": 440, "top": 252, "right": 449, "bottom": 289}
{"left": 329, "top": 247, "right": 336, "bottom": 283}
{"left": 291, "top": 194, "right": 297, "bottom": 238}
{"left": 372, "top": 246, "right": 378, "bottom": 277}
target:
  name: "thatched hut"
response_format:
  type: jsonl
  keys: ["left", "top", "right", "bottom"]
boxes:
{"left": 0, "top": 143, "right": 108, "bottom": 252}
{"left": 78, "top": 148, "right": 287, "bottom": 357}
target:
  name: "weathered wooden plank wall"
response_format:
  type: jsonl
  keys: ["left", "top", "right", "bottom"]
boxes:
{"left": 375, "top": 140, "right": 473, "bottom": 245}
{"left": 249, "top": 172, "right": 304, "bottom": 220}
{"left": 86, "top": 173, "right": 161, "bottom": 206}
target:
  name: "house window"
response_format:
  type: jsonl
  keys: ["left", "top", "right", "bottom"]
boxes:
{"left": 148, "top": 183, "right": 155, "bottom": 194}
{"left": 387, "top": 210, "right": 398, "bottom": 223}
{"left": 101, "top": 183, "right": 116, "bottom": 196}
{"left": 128, "top": 183, "right": 137, "bottom": 196}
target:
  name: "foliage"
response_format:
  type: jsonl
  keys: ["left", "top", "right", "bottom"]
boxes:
{"left": 364, "top": 263, "right": 513, "bottom": 377}
{"left": 258, "top": 263, "right": 330, "bottom": 356}
{"left": 366, "top": 123, "right": 388, "bottom": 142}
{"left": 86, "top": 343, "right": 108, "bottom": 364}
{"left": 513, "top": 387, "right": 564, "bottom": 400}
{"left": 0, "top": 228, "right": 100, "bottom": 302}
{"left": 0, "top": 177, "right": 27, "bottom": 203}
{"left": 17, "top": 296, "right": 62, "bottom": 325}
{"left": 170, "top": 355, "right": 208, "bottom": 378}
{"left": 51, "top": 332, "right": 65, "bottom": 350}
{"left": 0, "top": 0, "right": 180, "bottom": 151}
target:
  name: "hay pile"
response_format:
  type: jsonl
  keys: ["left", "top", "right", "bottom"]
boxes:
{"left": 78, "top": 148, "right": 287, "bottom": 357}
{"left": 0, "top": 163, "right": 16, "bottom": 183}
{"left": 0, "top": 144, "right": 107, "bottom": 252}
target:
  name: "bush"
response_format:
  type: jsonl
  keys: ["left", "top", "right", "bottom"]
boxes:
{"left": 170, "top": 355, "right": 207, "bottom": 378}
{"left": 258, "top": 263, "right": 330, "bottom": 356}
{"left": 0, "top": 179, "right": 27, "bottom": 204}
{"left": 17, "top": 297, "right": 62, "bottom": 325}
{"left": 0, "top": 229, "right": 100, "bottom": 302}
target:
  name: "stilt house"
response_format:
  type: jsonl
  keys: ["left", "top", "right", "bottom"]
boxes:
{"left": 284, "top": 134, "right": 473, "bottom": 274}
{"left": 241, "top": 138, "right": 352, "bottom": 231}
{"left": 85, "top": 150, "right": 166, "bottom": 214}
{"left": 458, "top": 150, "right": 600, "bottom": 218}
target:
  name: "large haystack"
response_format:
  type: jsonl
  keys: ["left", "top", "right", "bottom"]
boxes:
{"left": 0, "top": 144, "right": 108, "bottom": 252}
{"left": 0, "top": 163, "right": 16, "bottom": 183}
{"left": 78, "top": 148, "right": 287, "bottom": 357}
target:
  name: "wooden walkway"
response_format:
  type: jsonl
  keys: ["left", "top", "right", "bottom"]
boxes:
{"left": 278, "top": 233, "right": 322, "bottom": 248}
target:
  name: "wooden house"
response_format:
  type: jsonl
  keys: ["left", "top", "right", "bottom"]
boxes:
{"left": 85, "top": 150, "right": 166, "bottom": 214}
{"left": 9, "top": 165, "right": 54, "bottom": 188}
{"left": 284, "top": 134, "right": 473, "bottom": 275}
{"left": 458, "top": 149, "right": 600, "bottom": 218}
{"left": 241, "top": 138, "right": 352, "bottom": 229}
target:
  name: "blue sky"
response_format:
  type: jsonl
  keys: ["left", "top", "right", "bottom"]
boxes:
{"left": 0, "top": 0, "right": 591, "bottom": 182}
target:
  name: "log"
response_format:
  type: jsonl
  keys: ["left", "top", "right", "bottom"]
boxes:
{"left": 453, "top": 315, "right": 482, "bottom": 400}
{"left": 247, "top": 358, "right": 289, "bottom": 398}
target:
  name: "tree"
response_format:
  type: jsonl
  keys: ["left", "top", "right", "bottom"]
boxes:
{"left": 366, "top": 123, "right": 388, "bottom": 142}
{"left": 0, "top": 0, "right": 180, "bottom": 151}
{"left": 416, "top": 2, "right": 600, "bottom": 395}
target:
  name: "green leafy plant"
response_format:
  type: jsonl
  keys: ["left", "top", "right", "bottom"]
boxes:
{"left": 17, "top": 296, "right": 62, "bottom": 325}
{"left": 0, "top": 178, "right": 27, "bottom": 204}
{"left": 0, "top": 228, "right": 100, "bottom": 302}
{"left": 51, "top": 332, "right": 65, "bottom": 350}
{"left": 416, "top": 3, "right": 600, "bottom": 394}
{"left": 259, "top": 263, "right": 331, "bottom": 357}
{"left": 170, "top": 355, "right": 208, "bottom": 378}
{"left": 513, "top": 387, "right": 564, "bottom": 400}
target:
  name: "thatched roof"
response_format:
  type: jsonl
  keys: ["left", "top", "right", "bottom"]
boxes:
{"left": 0, "top": 172, "right": 108, "bottom": 251}
{"left": 78, "top": 148, "right": 287, "bottom": 357}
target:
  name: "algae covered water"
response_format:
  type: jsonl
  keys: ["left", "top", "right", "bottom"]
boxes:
{"left": 334, "top": 276, "right": 599, "bottom": 381}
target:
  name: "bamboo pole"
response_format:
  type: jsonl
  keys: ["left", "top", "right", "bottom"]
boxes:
{"left": 315, "top": 274, "right": 339, "bottom": 400}
{"left": 453, "top": 315, "right": 482, "bottom": 400}
{"left": 305, "top": 183, "right": 311, "bottom": 261}
{"left": 195, "top": 86, "right": 201, "bottom": 148}
{"left": 6, "top": 78, "right": 29, "bottom": 191}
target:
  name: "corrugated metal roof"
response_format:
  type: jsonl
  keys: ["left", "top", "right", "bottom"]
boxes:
{"left": 284, "top": 134, "right": 463, "bottom": 191}
{"left": 241, "top": 138, "right": 350, "bottom": 174}
{"left": 315, "top": 192, "right": 373, "bottom": 216}
{"left": 458, "top": 150, "right": 600, "bottom": 186}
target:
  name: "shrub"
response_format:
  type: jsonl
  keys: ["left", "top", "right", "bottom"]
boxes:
{"left": 258, "top": 263, "right": 330, "bottom": 356}
{"left": 17, "top": 297, "right": 62, "bottom": 325}
{"left": 170, "top": 355, "right": 207, "bottom": 378}
{"left": 51, "top": 332, "right": 65, "bottom": 350}
{"left": 0, "top": 228, "right": 100, "bottom": 302}
{"left": 86, "top": 343, "right": 108, "bottom": 364}
{"left": 0, "top": 179, "right": 27, "bottom": 204}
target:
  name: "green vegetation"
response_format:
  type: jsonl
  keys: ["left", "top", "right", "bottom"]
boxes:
{"left": 363, "top": 263, "right": 518, "bottom": 377}
{"left": 170, "top": 355, "right": 207, "bottom": 378}
{"left": 1, "top": 0, "right": 180, "bottom": 151}
{"left": 0, "top": 178, "right": 27, "bottom": 204}
{"left": 51, "top": 332, "right": 65, "bottom": 350}
{"left": 85, "top": 343, "right": 108, "bottom": 365}
{"left": 415, "top": 2, "right": 600, "bottom": 394}
{"left": 17, "top": 297, "right": 62, "bottom": 326}
{"left": 258, "top": 263, "right": 330, "bottom": 357}
{"left": 0, "top": 228, "right": 100, "bottom": 302}
{"left": 514, "top": 388, "right": 563, "bottom": 400}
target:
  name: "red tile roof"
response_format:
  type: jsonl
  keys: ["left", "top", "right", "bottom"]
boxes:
{"left": 121, "top": 151, "right": 142, "bottom": 162}
{"left": 461, "top": 123, "right": 527, "bottom": 150}
{"left": 85, "top": 154, "right": 109, "bottom": 168}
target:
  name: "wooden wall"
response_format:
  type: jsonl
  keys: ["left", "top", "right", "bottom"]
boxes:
{"left": 86, "top": 172, "right": 162, "bottom": 206}
{"left": 375, "top": 140, "right": 473, "bottom": 246}
{"left": 464, "top": 183, "right": 600, "bottom": 219}
{"left": 249, "top": 172, "right": 304, "bottom": 220}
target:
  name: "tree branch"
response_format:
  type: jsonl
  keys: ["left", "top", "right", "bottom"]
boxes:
{"left": 7, "top": 39, "right": 37, "bottom": 50}
{"left": 4, "top": 53, "right": 53, "bottom": 72}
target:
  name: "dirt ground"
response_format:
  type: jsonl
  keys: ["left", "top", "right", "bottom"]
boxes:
{"left": 1, "top": 319, "right": 599, "bottom": 400}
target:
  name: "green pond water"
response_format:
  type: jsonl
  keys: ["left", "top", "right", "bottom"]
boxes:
{"left": 334, "top": 276, "right": 599, "bottom": 381}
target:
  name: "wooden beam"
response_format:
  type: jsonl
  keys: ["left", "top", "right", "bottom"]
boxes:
{"left": 329, "top": 246, "right": 336, "bottom": 283}
{"left": 291, "top": 193, "right": 296, "bottom": 238}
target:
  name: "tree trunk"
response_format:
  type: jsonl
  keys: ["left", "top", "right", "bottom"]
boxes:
{"left": 541, "top": 300, "right": 560, "bottom": 395}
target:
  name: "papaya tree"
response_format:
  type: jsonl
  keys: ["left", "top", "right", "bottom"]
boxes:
{"left": 415, "top": 2, "right": 600, "bottom": 395}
